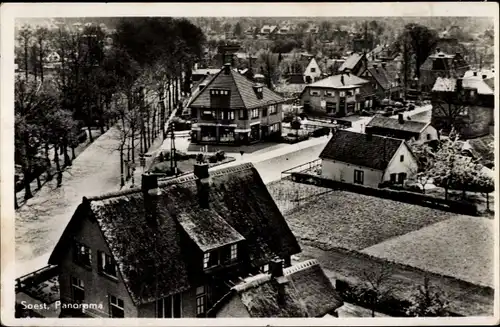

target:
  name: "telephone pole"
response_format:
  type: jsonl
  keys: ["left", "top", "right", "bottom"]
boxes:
{"left": 170, "top": 123, "right": 178, "bottom": 175}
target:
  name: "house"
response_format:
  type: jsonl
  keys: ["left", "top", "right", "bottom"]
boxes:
{"left": 325, "top": 59, "right": 345, "bottom": 76}
{"left": 306, "top": 25, "right": 319, "bottom": 34}
{"left": 211, "top": 259, "right": 344, "bottom": 318}
{"left": 419, "top": 49, "right": 470, "bottom": 93}
{"left": 276, "top": 25, "right": 295, "bottom": 38}
{"left": 365, "top": 115, "right": 439, "bottom": 143}
{"left": 299, "top": 73, "right": 375, "bottom": 117}
{"left": 45, "top": 51, "right": 61, "bottom": 63}
{"left": 303, "top": 58, "right": 322, "bottom": 83}
{"left": 359, "top": 63, "right": 401, "bottom": 100}
{"left": 319, "top": 129, "right": 418, "bottom": 187}
{"left": 48, "top": 163, "right": 301, "bottom": 318}
{"left": 245, "top": 26, "right": 257, "bottom": 36}
{"left": 337, "top": 52, "right": 367, "bottom": 76}
{"left": 189, "top": 63, "right": 287, "bottom": 145}
{"left": 431, "top": 71, "right": 494, "bottom": 138}
{"left": 191, "top": 68, "right": 221, "bottom": 83}
{"left": 260, "top": 25, "right": 278, "bottom": 36}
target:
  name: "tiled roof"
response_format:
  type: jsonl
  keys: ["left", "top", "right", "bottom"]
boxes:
{"left": 432, "top": 77, "right": 457, "bottom": 92}
{"left": 319, "top": 129, "right": 403, "bottom": 170}
{"left": 192, "top": 68, "right": 220, "bottom": 76}
{"left": 306, "top": 74, "right": 368, "bottom": 89}
{"left": 463, "top": 75, "right": 495, "bottom": 95}
{"left": 367, "top": 66, "right": 397, "bottom": 90}
{"left": 189, "top": 66, "right": 285, "bottom": 109}
{"left": 338, "top": 53, "right": 363, "bottom": 72}
{"left": 366, "top": 116, "right": 429, "bottom": 134}
{"left": 48, "top": 163, "right": 301, "bottom": 305}
{"left": 227, "top": 260, "right": 343, "bottom": 317}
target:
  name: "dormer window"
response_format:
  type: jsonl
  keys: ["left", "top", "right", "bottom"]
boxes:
{"left": 210, "top": 89, "right": 230, "bottom": 96}
{"left": 339, "top": 91, "right": 346, "bottom": 97}
{"left": 253, "top": 85, "right": 264, "bottom": 99}
{"left": 203, "top": 243, "right": 238, "bottom": 270}
{"left": 355, "top": 88, "right": 360, "bottom": 94}
{"left": 203, "top": 251, "right": 219, "bottom": 269}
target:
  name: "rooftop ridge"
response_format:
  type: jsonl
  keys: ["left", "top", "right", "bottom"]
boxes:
{"left": 85, "top": 187, "right": 141, "bottom": 202}
{"left": 233, "top": 273, "right": 272, "bottom": 293}
{"left": 339, "top": 129, "right": 405, "bottom": 143}
{"left": 283, "top": 259, "right": 318, "bottom": 276}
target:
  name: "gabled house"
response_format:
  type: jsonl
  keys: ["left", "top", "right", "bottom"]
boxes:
{"left": 365, "top": 115, "right": 439, "bottom": 144}
{"left": 306, "top": 25, "right": 319, "bottom": 34}
{"left": 48, "top": 163, "right": 301, "bottom": 318}
{"left": 211, "top": 259, "right": 344, "bottom": 318}
{"left": 419, "top": 49, "right": 470, "bottom": 92}
{"left": 319, "top": 129, "right": 418, "bottom": 187}
{"left": 303, "top": 57, "right": 322, "bottom": 83}
{"left": 189, "top": 63, "right": 287, "bottom": 145}
{"left": 337, "top": 52, "right": 367, "bottom": 76}
{"left": 245, "top": 26, "right": 257, "bottom": 36}
{"left": 45, "top": 51, "right": 61, "bottom": 63}
{"left": 360, "top": 63, "right": 401, "bottom": 99}
{"left": 431, "top": 70, "right": 494, "bottom": 138}
{"left": 260, "top": 25, "right": 278, "bottom": 36}
{"left": 300, "top": 73, "right": 375, "bottom": 117}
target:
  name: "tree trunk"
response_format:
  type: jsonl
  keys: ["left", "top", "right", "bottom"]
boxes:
{"left": 63, "top": 142, "right": 71, "bottom": 167}
{"left": 23, "top": 168, "right": 33, "bottom": 200}
{"left": 120, "top": 144, "right": 125, "bottom": 188}
{"left": 15, "top": 192, "right": 19, "bottom": 209}
{"left": 36, "top": 175, "right": 42, "bottom": 189}
{"left": 71, "top": 146, "right": 76, "bottom": 160}
{"left": 54, "top": 144, "right": 61, "bottom": 172}
{"left": 146, "top": 110, "right": 151, "bottom": 148}
{"left": 486, "top": 193, "right": 489, "bottom": 211}
{"left": 87, "top": 124, "right": 93, "bottom": 143}
{"left": 445, "top": 185, "right": 448, "bottom": 200}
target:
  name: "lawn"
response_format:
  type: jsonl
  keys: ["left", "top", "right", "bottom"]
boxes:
{"left": 361, "top": 216, "right": 495, "bottom": 288}
{"left": 268, "top": 179, "right": 457, "bottom": 250}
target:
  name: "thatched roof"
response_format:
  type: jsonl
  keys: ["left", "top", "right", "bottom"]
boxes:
{"left": 49, "top": 163, "right": 301, "bottom": 306}
{"left": 217, "top": 260, "right": 343, "bottom": 317}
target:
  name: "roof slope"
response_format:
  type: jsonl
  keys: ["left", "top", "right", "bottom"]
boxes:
{"left": 463, "top": 76, "right": 495, "bottom": 95}
{"left": 307, "top": 74, "right": 368, "bottom": 89}
{"left": 189, "top": 66, "right": 285, "bottom": 109}
{"left": 338, "top": 53, "right": 363, "bottom": 72}
{"left": 231, "top": 260, "right": 343, "bottom": 317}
{"left": 366, "top": 116, "right": 428, "bottom": 134}
{"left": 367, "top": 66, "right": 397, "bottom": 90}
{"left": 319, "top": 129, "right": 403, "bottom": 170}
{"left": 432, "top": 77, "right": 457, "bottom": 92}
{"left": 49, "top": 163, "right": 300, "bottom": 305}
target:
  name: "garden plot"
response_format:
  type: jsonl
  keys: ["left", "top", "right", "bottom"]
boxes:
{"left": 361, "top": 216, "right": 495, "bottom": 288}
{"left": 270, "top": 179, "right": 457, "bottom": 250}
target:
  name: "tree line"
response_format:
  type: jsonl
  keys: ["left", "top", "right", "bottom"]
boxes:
{"left": 15, "top": 18, "right": 205, "bottom": 207}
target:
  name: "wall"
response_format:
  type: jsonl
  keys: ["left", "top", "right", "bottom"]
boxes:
{"left": 418, "top": 125, "right": 439, "bottom": 143}
{"left": 382, "top": 143, "right": 418, "bottom": 182}
{"left": 304, "top": 59, "right": 322, "bottom": 82}
{"left": 321, "top": 159, "right": 384, "bottom": 187}
{"left": 58, "top": 215, "right": 137, "bottom": 318}
{"left": 138, "top": 287, "right": 196, "bottom": 318}
{"left": 215, "top": 295, "right": 250, "bottom": 317}
{"left": 462, "top": 106, "right": 494, "bottom": 139}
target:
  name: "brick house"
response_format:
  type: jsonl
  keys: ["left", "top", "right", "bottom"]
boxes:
{"left": 211, "top": 259, "right": 343, "bottom": 318}
{"left": 359, "top": 63, "right": 401, "bottom": 100}
{"left": 188, "top": 63, "right": 287, "bottom": 145}
{"left": 319, "top": 129, "right": 418, "bottom": 187}
{"left": 48, "top": 163, "right": 301, "bottom": 318}
{"left": 299, "top": 73, "right": 375, "bottom": 117}
{"left": 419, "top": 49, "right": 470, "bottom": 93}
{"left": 365, "top": 115, "right": 439, "bottom": 144}
{"left": 431, "top": 71, "right": 494, "bottom": 139}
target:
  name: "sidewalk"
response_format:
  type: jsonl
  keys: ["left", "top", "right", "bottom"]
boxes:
{"left": 15, "top": 127, "right": 126, "bottom": 277}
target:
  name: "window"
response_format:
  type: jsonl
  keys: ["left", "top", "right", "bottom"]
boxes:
{"left": 196, "top": 286, "right": 206, "bottom": 316}
{"left": 400, "top": 155, "right": 404, "bottom": 162}
{"left": 459, "top": 107, "right": 468, "bottom": 116}
{"left": 470, "top": 90, "right": 475, "bottom": 97}
{"left": 239, "top": 109, "right": 247, "bottom": 120}
{"left": 260, "top": 264, "right": 269, "bottom": 273}
{"left": 310, "top": 67, "right": 316, "bottom": 72}
{"left": 73, "top": 242, "right": 92, "bottom": 268}
{"left": 98, "top": 251, "right": 117, "bottom": 278}
{"left": 262, "top": 108, "right": 268, "bottom": 117}
{"left": 355, "top": 88, "right": 360, "bottom": 94}
{"left": 269, "top": 123, "right": 280, "bottom": 133}
{"left": 269, "top": 105, "right": 278, "bottom": 115}
{"left": 309, "top": 89, "right": 320, "bottom": 96}
{"left": 354, "top": 170, "right": 364, "bottom": 185}
{"left": 339, "top": 91, "right": 346, "bottom": 97}
{"left": 426, "top": 133, "right": 431, "bottom": 140}
{"left": 71, "top": 277, "right": 85, "bottom": 303}
{"left": 390, "top": 173, "right": 397, "bottom": 183}
{"left": 251, "top": 109, "right": 259, "bottom": 119}
{"left": 398, "top": 173, "right": 407, "bottom": 184}
{"left": 201, "top": 110, "right": 216, "bottom": 120}
{"left": 203, "top": 251, "right": 219, "bottom": 269}
{"left": 325, "top": 91, "right": 334, "bottom": 97}
{"left": 223, "top": 110, "right": 235, "bottom": 120}
{"left": 230, "top": 244, "right": 238, "bottom": 261}
{"left": 157, "top": 294, "right": 182, "bottom": 318}
{"left": 109, "top": 295, "right": 124, "bottom": 318}
{"left": 191, "top": 108, "right": 197, "bottom": 119}
{"left": 326, "top": 102, "right": 336, "bottom": 113}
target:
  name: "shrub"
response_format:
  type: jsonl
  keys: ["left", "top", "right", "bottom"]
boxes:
{"left": 311, "top": 127, "right": 330, "bottom": 137}
{"left": 208, "top": 155, "right": 218, "bottom": 163}
{"left": 215, "top": 150, "right": 225, "bottom": 161}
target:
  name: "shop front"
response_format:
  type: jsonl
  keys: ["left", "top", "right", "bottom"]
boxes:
{"left": 249, "top": 124, "right": 261, "bottom": 143}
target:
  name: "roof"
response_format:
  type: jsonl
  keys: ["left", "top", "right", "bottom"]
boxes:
{"left": 432, "top": 77, "right": 457, "bottom": 92}
{"left": 192, "top": 68, "right": 220, "bottom": 76}
{"left": 366, "top": 116, "right": 429, "bottom": 134}
{"left": 367, "top": 66, "right": 397, "bottom": 90}
{"left": 48, "top": 163, "right": 301, "bottom": 305}
{"left": 287, "top": 74, "right": 305, "bottom": 84}
{"left": 189, "top": 66, "right": 285, "bottom": 109}
{"left": 261, "top": 25, "right": 277, "bottom": 34}
{"left": 338, "top": 53, "right": 363, "bottom": 72}
{"left": 306, "top": 74, "right": 368, "bottom": 89}
{"left": 228, "top": 260, "right": 343, "bottom": 317}
{"left": 319, "top": 129, "right": 404, "bottom": 170}
{"left": 462, "top": 74, "right": 495, "bottom": 95}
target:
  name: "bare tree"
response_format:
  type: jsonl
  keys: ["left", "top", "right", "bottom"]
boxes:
{"left": 355, "top": 265, "right": 397, "bottom": 317}
{"left": 16, "top": 25, "right": 33, "bottom": 81}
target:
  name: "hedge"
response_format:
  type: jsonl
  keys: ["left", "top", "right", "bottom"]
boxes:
{"left": 291, "top": 173, "right": 479, "bottom": 216}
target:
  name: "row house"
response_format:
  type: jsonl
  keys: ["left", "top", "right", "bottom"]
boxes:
{"left": 299, "top": 73, "right": 375, "bottom": 117}
{"left": 48, "top": 163, "right": 302, "bottom": 318}
{"left": 319, "top": 129, "right": 418, "bottom": 187}
{"left": 189, "top": 63, "right": 287, "bottom": 145}
{"left": 431, "top": 69, "right": 494, "bottom": 139}
{"left": 419, "top": 48, "right": 470, "bottom": 93}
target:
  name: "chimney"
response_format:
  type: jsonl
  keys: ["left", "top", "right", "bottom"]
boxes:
{"left": 142, "top": 173, "right": 162, "bottom": 228}
{"left": 398, "top": 113, "right": 404, "bottom": 124}
{"left": 194, "top": 161, "right": 210, "bottom": 208}
{"left": 270, "top": 258, "right": 284, "bottom": 278}
{"left": 381, "top": 62, "right": 386, "bottom": 69}
{"left": 340, "top": 74, "right": 345, "bottom": 86}
{"left": 223, "top": 63, "right": 231, "bottom": 75}
{"left": 473, "top": 71, "right": 478, "bottom": 77}
{"left": 436, "top": 48, "right": 441, "bottom": 53}
{"left": 199, "top": 84, "right": 205, "bottom": 91}
{"left": 270, "top": 258, "right": 288, "bottom": 305}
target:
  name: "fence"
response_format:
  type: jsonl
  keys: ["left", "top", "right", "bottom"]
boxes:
{"left": 290, "top": 172, "right": 479, "bottom": 216}
{"left": 281, "top": 159, "right": 322, "bottom": 180}
{"left": 15, "top": 265, "right": 59, "bottom": 293}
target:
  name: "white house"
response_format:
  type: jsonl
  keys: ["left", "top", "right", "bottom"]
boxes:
{"left": 319, "top": 129, "right": 418, "bottom": 187}
{"left": 45, "top": 51, "right": 61, "bottom": 63}
{"left": 303, "top": 58, "right": 322, "bottom": 83}
{"left": 365, "top": 115, "right": 439, "bottom": 144}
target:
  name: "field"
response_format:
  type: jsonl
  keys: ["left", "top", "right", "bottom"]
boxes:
{"left": 362, "top": 216, "right": 495, "bottom": 288}
{"left": 268, "top": 179, "right": 457, "bottom": 250}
